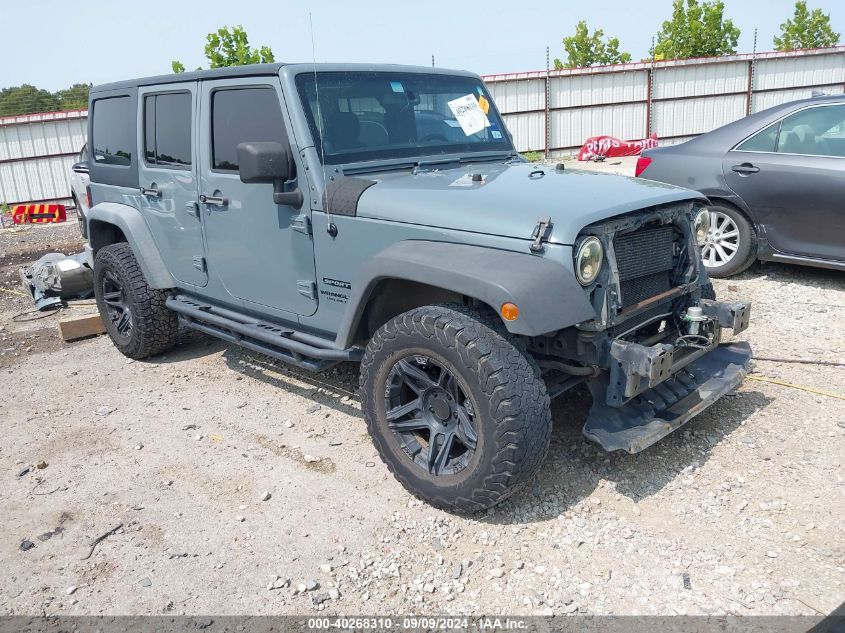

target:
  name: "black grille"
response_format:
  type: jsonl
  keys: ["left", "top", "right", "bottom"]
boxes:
{"left": 614, "top": 225, "right": 676, "bottom": 308}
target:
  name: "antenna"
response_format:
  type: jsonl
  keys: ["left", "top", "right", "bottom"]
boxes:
{"left": 309, "top": 12, "right": 334, "bottom": 235}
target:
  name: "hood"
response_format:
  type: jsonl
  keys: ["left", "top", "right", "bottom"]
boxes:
{"left": 355, "top": 161, "right": 702, "bottom": 244}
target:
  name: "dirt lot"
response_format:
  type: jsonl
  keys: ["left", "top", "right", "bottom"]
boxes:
{"left": 1, "top": 213, "right": 843, "bottom": 617}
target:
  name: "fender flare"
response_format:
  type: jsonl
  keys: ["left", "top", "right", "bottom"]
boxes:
{"left": 336, "top": 240, "right": 595, "bottom": 348}
{"left": 86, "top": 202, "right": 174, "bottom": 289}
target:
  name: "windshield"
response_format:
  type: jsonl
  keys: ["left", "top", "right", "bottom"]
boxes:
{"left": 295, "top": 71, "right": 513, "bottom": 165}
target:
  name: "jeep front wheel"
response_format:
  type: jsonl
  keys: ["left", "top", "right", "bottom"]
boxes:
{"left": 359, "top": 305, "right": 552, "bottom": 513}
{"left": 93, "top": 243, "right": 178, "bottom": 359}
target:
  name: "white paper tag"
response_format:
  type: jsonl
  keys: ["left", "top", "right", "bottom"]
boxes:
{"left": 447, "top": 94, "right": 490, "bottom": 136}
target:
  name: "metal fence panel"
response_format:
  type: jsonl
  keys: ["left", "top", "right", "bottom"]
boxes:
{"left": 653, "top": 61, "right": 747, "bottom": 99}
{"left": 500, "top": 112, "right": 546, "bottom": 152}
{"left": 486, "top": 78, "right": 545, "bottom": 114}
{"left": 550, "top": 71, "right": 647, "bottom": 108}
{"left": 550, "top": 103, "right": 646, "bottom": 152}
{"left": 652, "top": 94, "right": 747, "bottom": 138}
{"left": 754, "top": 52, "right": 845, "bottom": 90}
{"left": 752, "top": 85, "right": 845, "bottom": 112}
{"left": 0, "top": 117, "right": 86, "bottom": 162}
{"left": 0, "top": 155, "right": 76, "bottom": 206}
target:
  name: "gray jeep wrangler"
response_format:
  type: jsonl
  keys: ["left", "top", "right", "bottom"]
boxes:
{"left": 84, "top": 63, "right": 752, "bottom": 512}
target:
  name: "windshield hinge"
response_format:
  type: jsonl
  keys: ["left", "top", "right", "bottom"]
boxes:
{"left": 291, "top": 214, "right": 312, "bottom": 236}
{"left": 530, "top": 216, "right": 553, "bottom": 253}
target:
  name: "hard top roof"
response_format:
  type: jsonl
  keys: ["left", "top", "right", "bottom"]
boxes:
{"left": 91, "top": 62, "right": 478, "bottom": 94}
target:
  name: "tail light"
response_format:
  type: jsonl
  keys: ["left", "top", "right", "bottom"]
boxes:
{"left": 85, "top": 185, "right": 93, "bottom": 208}
{"left": 635, "top": 156, "right": 652, "bottom": 177}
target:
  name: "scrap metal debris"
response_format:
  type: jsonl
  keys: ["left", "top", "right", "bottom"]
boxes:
{"left": 19, "top": 252, "right": 93, "bottom": 311}
{"left": 80, "top": 523, "right": 123, "bottom": 560}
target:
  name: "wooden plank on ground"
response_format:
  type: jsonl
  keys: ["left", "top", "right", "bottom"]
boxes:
{"left": 58, "top": 313, "right": 106, "bottom": 342}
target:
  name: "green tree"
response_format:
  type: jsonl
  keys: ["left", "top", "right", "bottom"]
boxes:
{"left": 774, "top": 1, "right": 840, "bottom": 50}
{"left": 554, "top": 21, "right": 631, "bottom": 68}
{"left": 652, "top": 0, "right": 740, "bottom": 60}
{"left": 55, "top": 83, "right": 91, "bottom": 110}
{"left": 172, "top": 25, "right": 275, "bottom": 73}
{"left": 0, "top": 85, "right": 59, "bottom": 116}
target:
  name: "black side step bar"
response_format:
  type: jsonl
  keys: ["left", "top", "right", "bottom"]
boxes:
{"left": 166, "top": 294, "right": 362, "bottom": 372}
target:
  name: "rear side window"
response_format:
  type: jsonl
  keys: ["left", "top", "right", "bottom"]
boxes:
{"left": 776, "top": 104, "right": 845, "bottom": 157}
{"left": 736, "top": 121, "right": 779, "bottom": 152}
{"left": 144, "top": 92, "right": 192, "bottom": 168}
{"left": 92, "top": 97, "right": 133, "bottom": 166}
{"left": 211, "top": 87, "right": 286, "bottom": 171}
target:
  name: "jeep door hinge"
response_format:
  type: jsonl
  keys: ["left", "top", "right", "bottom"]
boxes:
{"left": 297, "top": 280, "right": 317, "bottom": 300}
{"left": 530, "top": 216, "right": 553, "bottom": 253}
{"left": 192, "top": 256, "right": 207, "bottom": 272}
{"left": 291, "top": 214, "right": 312, "bottom": 236}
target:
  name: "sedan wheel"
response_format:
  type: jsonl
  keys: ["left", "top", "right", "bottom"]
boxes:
{"left": 699, "top": 204, "right": 756, "bottom": 278}
{"left": 701, "top": 211, "right": 740, "bottom": 268}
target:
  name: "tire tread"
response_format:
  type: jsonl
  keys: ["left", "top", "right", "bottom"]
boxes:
{"left": 359, "top": 304, "right": 551, "bottom": 513}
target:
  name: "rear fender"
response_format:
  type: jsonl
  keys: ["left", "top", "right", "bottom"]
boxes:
{"left": 86, "top": 202, "right": 174, "bottom": 289}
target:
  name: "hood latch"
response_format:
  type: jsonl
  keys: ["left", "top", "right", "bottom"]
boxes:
{"left": 530, "top": 216, "right": 553, "bottom": 253}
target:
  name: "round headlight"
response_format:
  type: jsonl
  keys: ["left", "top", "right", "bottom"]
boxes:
{"left": 694, "top": 208, "right": 711, "bottom": 246}
{"left": 575, "top": 237, "right": 603, "bottom": 286}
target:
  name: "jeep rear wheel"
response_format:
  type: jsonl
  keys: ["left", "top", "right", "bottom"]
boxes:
{"left": 94, "top": 243, "right": 178, "bottom": 359}
{"left": 359, "top": 305, "right": 552, "bottom": 513}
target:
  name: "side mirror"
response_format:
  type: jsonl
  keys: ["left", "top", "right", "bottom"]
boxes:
{"left": 236, "top": 141, "right": 303, "bottom": 209}
{"left": 237, "top": 142, "right": 291, "bottom": 184}
{"left": 72, "top": 161, "right": 89, "bottom": 175}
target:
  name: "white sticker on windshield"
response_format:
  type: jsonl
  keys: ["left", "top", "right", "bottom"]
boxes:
{"left": 390, "top": 81, "right": 404, "bottom": 93}
{"left": 447, "top": 94, "right": 491, "bottom": 136}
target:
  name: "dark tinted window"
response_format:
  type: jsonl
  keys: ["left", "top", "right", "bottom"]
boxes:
{"left": 144, "top": 97, "right": 155, "bottom": 163}
{"left": 144, "top": 92, "right": 192, "bottom": 167}
{"left": 777, "top": 104, "right": 845, "bottom": 157}
{"left": 92, "top": 97, "right": 133, "bottom": 166}
{"left": 212, "top": 87, "right": 286, "bottom": 171}
{"left": 737, "top": 121, "right": 779, "bottom": 152}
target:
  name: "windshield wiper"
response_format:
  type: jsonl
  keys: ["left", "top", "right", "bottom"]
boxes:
{"left": 458, "top": 151, "right": 520, "bottom": 164}
{"left": 341, "top": 151, "right": 520, "bottom": 176}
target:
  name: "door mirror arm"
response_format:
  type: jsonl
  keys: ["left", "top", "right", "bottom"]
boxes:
{"left": 273, "top": 181, "right": 304, "bottom": 208}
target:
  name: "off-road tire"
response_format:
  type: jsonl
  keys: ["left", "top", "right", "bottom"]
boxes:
{"left": 359, "top": 304, "right": 552, "bottom": 513}
{"left": 704, "top": 204, "right": 756, "bottom": 278}
{"left": 93, "top": 243, "right": 178, "bottom": 359}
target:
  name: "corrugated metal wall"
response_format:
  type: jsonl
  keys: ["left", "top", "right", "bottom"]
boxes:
{"left": 0, "top": 110, "right": 87, "bottom": 208}
{"left": 484, "top": 46, "right": 845, "bottom": 156}
{"left": 1, "top": 47, "right": 844, "bottom": 207}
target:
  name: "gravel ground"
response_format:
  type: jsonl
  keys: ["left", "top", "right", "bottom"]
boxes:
{"left": 1, "top": 216, "right": 843, "bottom": 618}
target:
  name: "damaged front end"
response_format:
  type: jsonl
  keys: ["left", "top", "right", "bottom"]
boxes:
{"left": 529, "top": 202, "right": 752, "bottom": 454}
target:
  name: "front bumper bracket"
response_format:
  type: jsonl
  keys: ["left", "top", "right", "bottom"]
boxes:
{"left": 584, "top": 341, "right": 752, "bottom": 454}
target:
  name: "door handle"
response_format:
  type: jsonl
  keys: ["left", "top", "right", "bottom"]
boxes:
{"left": 200, "top": 193, "right": 229, "bottom": 207}
{"left": 140, "top": 186, "right": 161, "bottom": 198}
{"left": 731, "top": 163, "right": 760, "bottom": 175}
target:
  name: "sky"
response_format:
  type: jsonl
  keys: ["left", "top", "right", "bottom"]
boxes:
{"left": 4, "top": 0, "right": 845, "bottom": 91}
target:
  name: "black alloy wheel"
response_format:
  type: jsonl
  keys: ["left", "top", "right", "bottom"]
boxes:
{"left": 384, "top": 354, "right": 479, "bottom": 476}
{"left": 101, "top": 271, "right": 132, "bottom": 342}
